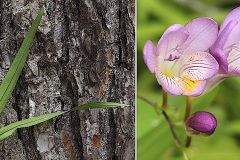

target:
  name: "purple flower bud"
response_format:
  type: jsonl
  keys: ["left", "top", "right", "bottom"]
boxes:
{"left": 185, "top": 111, "right": 217, "bottom": 136}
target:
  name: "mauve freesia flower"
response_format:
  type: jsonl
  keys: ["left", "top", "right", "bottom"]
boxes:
{"left": 143, "top": 18, "right": 219, "bottom": 96}
{"left": 205, "top": 7, "right": 240, "bottom": 92}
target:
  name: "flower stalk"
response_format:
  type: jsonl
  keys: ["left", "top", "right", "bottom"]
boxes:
{"left": 162, "top": 110, "right": 180, "bottom": 146}
{"left": 138, "top": 89, "right": 181, "bottom": 146}
{"left": 184, "top": 97, "right": 193, "bottom": 122}
{"left": 185, "top": 135, "right": 192, "bottom": 148}
{"left": 137, "top": 95, "right": 162, "bottom": 115}
{"left": 162, "top": 89, "right": 180, "bottom": 145}
{"left": 184, "top": 96, "right": 193, "bottom": 147}
{"left": 162, "top": 89, "right": 168, "bottom": 109}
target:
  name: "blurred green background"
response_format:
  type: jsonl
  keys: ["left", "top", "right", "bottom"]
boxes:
{"left": 137, "top": 0, "right": 240, "bottom": 160}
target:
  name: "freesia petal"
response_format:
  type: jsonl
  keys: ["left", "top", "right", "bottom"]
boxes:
{"left": 219, "top": 7, "right": 240, "bottom": 49}
{"left": 157, "top": 27, "right": 189, "bottom": 61}
{"left": 143, "top": 40, "right": 157, "bottom": 73}
{"left": 183, "top": 78, "right": 206, "bottom": 97}
{"left": 155, "top": 68, "right": 185, "bottom": 95}
{"left": 204, "top": 74, "right": 227, "bottom": 93}
{"left": 158, "top": 24, "right": 184, "bottom": 45}
{"left": 228, "top": 47, "right": 240, "bottom": 76}
{"left": 182, "top": 18, "right": 218, "bottom": 54}
{"left": 180, "top": 52, "right": 219, "bottom": 80}
{"left": 209, "top": 48, "right": 228, "bottom": 74}
{"left": 220, "top": 7, "right": 240, "bottom": 32}
{"left": 228, "top": 44, "right": 240, "bottom": 66}
{"left": 228, "top": 66, "right": 240, "bottom": 76}
{"left": 209, "top": 20, "right": 237, "bottom": 73}
{"left": 210, "top": 20, "right": 237, "bottom": 52}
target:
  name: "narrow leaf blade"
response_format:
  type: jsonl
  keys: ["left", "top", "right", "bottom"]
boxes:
{"left": 70, "top": 102, "right": 128, "bottom": 111}
{"left": 0, "top": 111, "right": 64, "bottom": 140}
{"left": 0, "top": 8, "right": 44, "bottom": 114}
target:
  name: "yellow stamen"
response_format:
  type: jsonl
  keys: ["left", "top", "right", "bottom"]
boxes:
{"left": 183, "top": 78, "right": 200, "bottom": 92}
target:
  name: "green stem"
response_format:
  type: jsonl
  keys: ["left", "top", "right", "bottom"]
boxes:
{"left": 162, "top": 110, "right": 180, "bottom": 146}
{"left": 138, "top": 90, "right": 180, "bottom": 145}
{"left": 162, "top": 89, "right": 167, "bottom": 109}
{"left": 184, "top": 96, "right": 193, "bottom": 122}
{"left": 184, "top": 96, "right": 193, "bottom": 147}
{"left": 162, "top": 89, "right": 180, "bottom": 145}
{"left": 185, "top": 136, "right": 192, "bottom": 148}
{"left": 137, "top": 95, "right": 162, "bottom": 115}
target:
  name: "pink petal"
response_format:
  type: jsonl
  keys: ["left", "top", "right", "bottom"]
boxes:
{"left": 228, "top": 66, "right": 240, "bottom": 76}
{"left": 220, "top": 7, "right": 240, "bottom": 32}
{"left": 143, "top": 40, "right": 157, "bottom": 73}
{"left": 155, "top": 67, "right": 207, "bottom": 96}
{"left": 209, "top": 20, "right": 237, "bottom": 73}
{"left": 180, "top": 52, "right": 219, "bottom": 80}
{"left": 157, "top": 27, "right": 189, "bottom": 61}
{"left": 209, "top": 48, "right": 228, "bottom": 74}
{"left": 183, "top": 79, "right": 206, "bottom": 97}
{"left": 155, "top": 68, "right": 185, "bottom": 96}
{"left": 227, "top": 44, "right": 240, "bottom": 66}
{"left": 158, "top": 24, "right": 184, "bottom": 45}
{"left": 210, "top": 20, "right": 237, "bottom": 52}
{"left": 219, "top": 7, "right": 240, "bottom": 49}
{"left": 227, "top": 47, "right": 240, "bottom": 76}
{"left": 182, "top": 18, "right": 218, "bottom": 54}
{"left": 204, "top": 75, "right": 227, "bottom": 93}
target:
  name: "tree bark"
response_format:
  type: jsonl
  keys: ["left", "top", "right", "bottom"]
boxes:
{"left": 0, "top": 0, "right": 135, "bottom": 159}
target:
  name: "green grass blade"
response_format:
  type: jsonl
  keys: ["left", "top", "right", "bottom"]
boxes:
{"left": 70, "top": 102, "right": 128, "bottom": 111}
{"left": 0, "top": 8, "right": 44, "bottom": 114}
{"left": 0, "top": 101, "right": 128, "bottom": 140}
{"left": 0, "top": 111, "right": 64, "bottom": 140}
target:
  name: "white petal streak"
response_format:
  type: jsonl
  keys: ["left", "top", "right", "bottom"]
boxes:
{"left": 228, "top": 66, "right": 240, "bottom": 76}
{"left": 155, "top": 68, "right": 185, "bottom": 95}
{"left": 228, "top": 46, "right": 240, "bottom": 66}
{"left": 180, "top": 52, "right": 219, "bottom": 80}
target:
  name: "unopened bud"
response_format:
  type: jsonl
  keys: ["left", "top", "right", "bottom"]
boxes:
{"left": 185, "top": 111, "right": 217, "bottom": 136}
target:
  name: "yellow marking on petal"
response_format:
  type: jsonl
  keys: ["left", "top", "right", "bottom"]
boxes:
{"left": 162, "top": 70, "right": 174, "bottom": 77}
{"left": 183, "top": 78, "right": 201, "bottom": 92}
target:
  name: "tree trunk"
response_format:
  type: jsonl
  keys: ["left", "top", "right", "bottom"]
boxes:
{"left": 0, "top": 0, "right": 135, "bottom": 159}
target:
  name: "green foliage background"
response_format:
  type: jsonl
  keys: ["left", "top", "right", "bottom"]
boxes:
{"left": 137, "top": 0, "right": 240, "bottom": 159}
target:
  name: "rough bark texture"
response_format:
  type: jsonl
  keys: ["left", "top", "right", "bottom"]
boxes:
{"left": 0, "top": 0, "right": 135, "bottom": 159}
